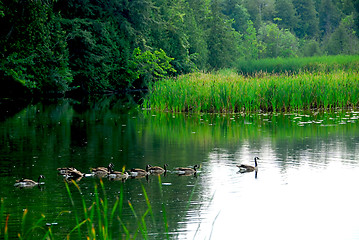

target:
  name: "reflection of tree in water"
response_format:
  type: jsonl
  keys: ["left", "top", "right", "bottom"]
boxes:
{"left": 0, "top": 98, "right": 31, "bottom": 121}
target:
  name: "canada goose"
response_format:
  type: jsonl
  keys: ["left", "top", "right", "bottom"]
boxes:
{"left": 128, "top": 165, "right": 150, "bottom": 177}
{"left": 175, "top": 165, "right": 199, "bottom": 175}
{"left": 108, "top": 172, "right": 129, "bottom": 181}
{"left": 91, "top": 163, "right": 114, "bottom": 176}
{"left": 14, "top": 175, "right": 45, "bottom": 188}
{"left": 57, "top": 167, "right": 83, "bottom": 178}
{"left": 148, "top": 164, "right": 168, "bottom": 174}
{"left": 237, "top": 157, "right": 259, "bottom": 173}
{"left": 108, "top": 167, "right": 129, "bottom": 180}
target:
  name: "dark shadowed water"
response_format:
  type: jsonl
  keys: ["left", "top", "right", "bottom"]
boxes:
{"left": 1, "top": 96, "right": 359, "bottom": 240}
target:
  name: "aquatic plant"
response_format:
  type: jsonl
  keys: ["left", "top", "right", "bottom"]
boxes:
{"left": 143, "top": 69, "right": 359, "bottom": 113}
{"left": 236, "top": 55, "right": 359, "bottom": 75}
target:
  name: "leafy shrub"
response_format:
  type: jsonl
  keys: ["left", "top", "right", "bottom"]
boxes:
{"left": 128, "top": 48, "right": 177, "bottom": 88}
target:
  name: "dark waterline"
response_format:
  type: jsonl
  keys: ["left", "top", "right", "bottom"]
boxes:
{"left": 1, "top": 97, "right": 359, "bottom": 239}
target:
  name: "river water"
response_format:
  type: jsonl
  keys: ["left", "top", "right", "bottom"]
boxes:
{"left": 1, "top": 96, "right": 359, "bottom": 240}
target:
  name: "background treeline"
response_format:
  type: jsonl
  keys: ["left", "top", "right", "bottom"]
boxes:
{"left": 0, "top": 0, "right": 359, "bottom": 95}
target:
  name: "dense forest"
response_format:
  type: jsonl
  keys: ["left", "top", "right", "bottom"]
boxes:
{"left": 0, "top": 0, "right": 359, "bottom": 95}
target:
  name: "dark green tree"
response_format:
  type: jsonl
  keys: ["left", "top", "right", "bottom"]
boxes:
{"left": 207, "top": 0, "right": 240, "bottom": 69}
{"left": 183, "top": 4, "right": 209, "bottom": 70}
{"left": 293, "top": 0, "right": 319, "bottom": 38}
{"left": 274, "top": 0, "right": 298, "bottom": 31}
{"left": 222, "top": 0, "right": 251, "bottom": 34}
{"left": 352, "top": 0, "right": 359, "bottom": 37}
{"left": 318, "top": 0, "right": 341, "bottom": 37}
{"left": 126, "top": 0, "right": 155, "bottom": 50}
{"left": 258, "top": 22, "right": 298, "bottom": 58}
{"left": 0, "top": 0, "right": 72, "bottom": 95}
{"left": 244, "top": 0, "right": 275, "bottom": 29}
{"left": 241, "top": 20, "right": 262, "bottom": 60}
{"left": 61, "top": 18, "right": 131, "bottom": 92}
{"left": 299, "top": 39, "right": 321, "bottom": 57}
{"left": 150, "top": 0, "right": 194, "bottom": 74}
{"left": 324, "top": 15, "right": 359, "bottom": 55}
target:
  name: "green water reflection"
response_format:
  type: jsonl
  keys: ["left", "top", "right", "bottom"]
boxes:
{"left": 1, "top": 96, "right": 359, "bottom": 239}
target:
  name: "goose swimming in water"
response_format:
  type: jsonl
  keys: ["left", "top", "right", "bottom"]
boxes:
{"left": 14, "top": 175, "right": 45, "bottom": 188}
{"left": 148, "top": 164, "right": 168, "bottom": 174}
{"left": 128, "top": 165, "right": 150, "bottom": 178}
{"left": 108, "top": 167, "right": 129, "bottom": 180}
{"left": 237, "top": 157, "right": 259, "bottom": 173}
{"left": 57, "top": 167, "right": 84, "bottom": 178}
{"left": 175, "top": 165, "right": 199, "bottom": 175}
{"left": 91, "top": 163, "right": 114, "bottom": 177}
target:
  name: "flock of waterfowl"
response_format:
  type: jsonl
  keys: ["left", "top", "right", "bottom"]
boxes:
{"left": 14, "top": 157, "right": 259, "bottom": 188}
{"left": 13, "top": 163, "right": 201, "bottom": 188}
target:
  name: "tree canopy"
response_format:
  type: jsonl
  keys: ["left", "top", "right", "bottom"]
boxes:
{"left": 0, "top": 0, "right": 358, "bottom": 95}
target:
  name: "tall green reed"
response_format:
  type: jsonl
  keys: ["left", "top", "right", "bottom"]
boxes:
{"left": 237, "top": 55, "right": 359, "bottom": 75}
{"left": 65, "top": 179, "right": 124, "bottom": 240}
{"left": 144, "top": 69, "right": 359, "bottom": 113}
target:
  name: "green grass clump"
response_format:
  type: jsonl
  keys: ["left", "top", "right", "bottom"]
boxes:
{"left": 236, "top": 55, "right": 359, "bottom": 75}
{"left": 143, "top": 70, "right": 359, "bottom": 113}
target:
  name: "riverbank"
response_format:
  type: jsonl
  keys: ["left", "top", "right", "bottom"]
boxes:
{"left": 143, "top": 69, "right": 359, "bottom": 112}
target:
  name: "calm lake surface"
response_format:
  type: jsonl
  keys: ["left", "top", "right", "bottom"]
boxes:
{"left": 1, "top": 96, "right": 359, "bottom": 240}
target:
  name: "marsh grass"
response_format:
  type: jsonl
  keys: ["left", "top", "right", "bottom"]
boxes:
{"left": 143, "top": 69, "right": 359, "bottom": 113}
{"left": 237, "top": 55, "right": 359, "bottom": 75}
{"left": 65, "top": 179, "right": 137, "bottom": 240}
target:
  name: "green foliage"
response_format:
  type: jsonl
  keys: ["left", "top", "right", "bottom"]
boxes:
{"left": 240, "top": 20, "right": 264, "bottom": 60}
{"left": 128, "top": 48, "right": 177, "bottom": 88}
{"left": 1, "top": 0, "right": 359, "bottom": 95}
{"left": 0, "top": 0, "right": 72, "bottom": 94}
{"left": 222, "top": 0, "right": 251, "bottom": 33}
{"left": 299, "top": 39, "right": 322, "bottom": 57}
{"left": 207, "top": 0, "right": 240, "bottom": 69}
{"left": 61, "top": 18, "right": 130, "bottom": 92}
{"left": 323, "top": 15, "right": 359, "bottom": 55}
{"left": 318, "top": 0, "right": 341, "bottom": 37}
{"left": 274, "top": 0, "right": 298, "bottom": 31}
{"left": 258, "top": 22, "right": 298, "bottom": 58}
{"left": 151, "top": 0, "right": 195, "bottom": 74}
{"left": 0, "top": 0, "right": 4, "bottom": 17}
{"left": 243, "top": 0, "right": 276, "bottom": 29}
{"left": 184, "top": 0, "right": 209, "bottom": 70}
{"left": 293, "top": 0, "right": 319, "bottom": 38}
